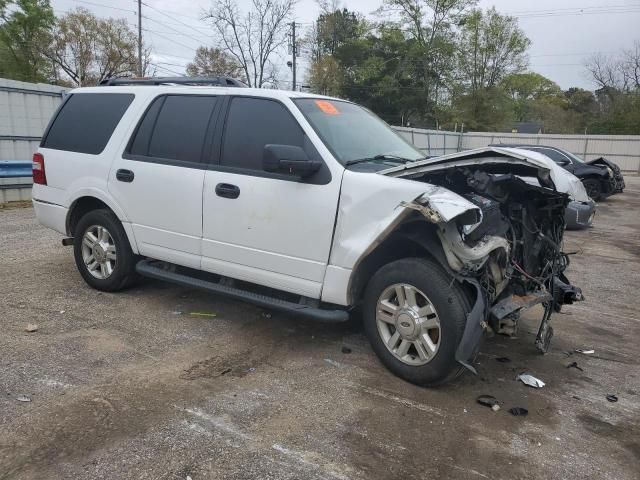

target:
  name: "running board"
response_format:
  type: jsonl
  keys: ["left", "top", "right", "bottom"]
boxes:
{"left": 135, "top": 259, "right": 349, "bottom": 323}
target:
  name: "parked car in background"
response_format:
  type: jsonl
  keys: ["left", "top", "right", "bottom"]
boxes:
{"left": 490, "top": 144, "right": 624, "bottom": 201}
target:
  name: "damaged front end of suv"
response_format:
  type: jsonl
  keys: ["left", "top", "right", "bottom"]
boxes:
{"left": 381, "top": 148, "right": 584, "bottom": 372}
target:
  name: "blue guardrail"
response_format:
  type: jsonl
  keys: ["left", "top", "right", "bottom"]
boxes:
{"left": 0, "top": 161, "right": 32, "bottom": 178}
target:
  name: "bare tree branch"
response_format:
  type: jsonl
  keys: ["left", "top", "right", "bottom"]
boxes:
{"left": 204, "top": 0, "right": 295, "bottom": 88}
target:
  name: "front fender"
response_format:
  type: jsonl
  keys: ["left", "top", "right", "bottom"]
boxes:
{"left": 329, "top": 170, "right": 481, "bottom": 271}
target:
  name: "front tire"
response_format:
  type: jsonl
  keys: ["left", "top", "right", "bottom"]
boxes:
{"left": 583, "top": 178, "right": 602, "bottom": 201}
{"left": 73, "top": 209, "right": 136, "bottom": 291}
{"left": 363, "top": 257, "right": 469, "bottom": 386}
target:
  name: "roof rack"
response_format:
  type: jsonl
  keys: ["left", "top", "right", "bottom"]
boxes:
{"left": 98, "top": 76, "right": 248, "bottom": 88}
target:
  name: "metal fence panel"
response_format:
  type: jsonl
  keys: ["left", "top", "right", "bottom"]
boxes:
{"left": 393, "top": 126, "right": 640, "bottom": 172}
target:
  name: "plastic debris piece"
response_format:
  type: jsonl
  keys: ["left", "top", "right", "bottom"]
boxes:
{"left": 25, "top": 324, "right": 38, "bottom": 332}
{"left": 341, "top": 346, "right": 352, "bottom": 354}
{"left": 59, "top": 310, "right": 65, "bottom": 314}
{"left": 189, "top": 312, "right": 216, "bottom": 317}
{"left": 491, "top": 404, "right": 501, "bottom": 412}
{"left": 517, "top": 373, "right": 545, "bottom": 388}
{"left": 476, "top": 395, "right": 500, "bottom": 409}
{"left": 567, "top": 361, "right": 583, "bottom": 372}
{"left": 16, "top": 395, "right": 31, "bottom": 403}
{"left": 171, "top": 311, "right": 182, "bottom": 315}
{"left": 576, "top": 349, "right": 594, "bottom": 354}
{"left": 509, "top": 407, "right": 528, "bottom": 416}
{"left": 324, "top": 358, "right": 341, "bottom": 367}
{"left": 495, "top": 356, "right": 511, "bottom": 363}
{"left": 248, "top": 367, "right": 256, "bottom": 373}
{"left": 606, "top": 394, "right": 618, "bottom": 403}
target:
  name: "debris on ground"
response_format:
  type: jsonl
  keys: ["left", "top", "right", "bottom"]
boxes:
{"left": 170, "top": 311, "right": 182, "bottom": 315}
{"left": 248, "top": 367, "right": 256, "bottom": 373}
{"left": 16, "top": 394, "right": 31, "bottom": 403}
{"left": 509, "top": 407, "right": 528, "bottom": 417}
{"left": 517, "top": 373, "right": 545, "bottom": 388}
{"left": 189, "top": 312, "right": 216, "bottom": 318}
{"left": 25, "top": 324, "right": 38, "bottom": 332}
{"left": 606, "top": 394, "right": 618, "bottom": 403}
{"left": 495, "top": 356, "right": 511, "bottom": 363}
{"left": 324, "top": 358, "right": 341, "bottom": 367}
{"left": 576, "top": 348, "right": 595, "bottom": 354}
{"left": 476, "top": 395, "right": 500, "bottom": 410}
{"left": 567, "top": 361, "right": 584, "bottom": 372}
{"left": 341, "top": 346, "right": 352, "bottom": 354}
{"left": 261, "top": 312, "right": 272, "bottom": 319}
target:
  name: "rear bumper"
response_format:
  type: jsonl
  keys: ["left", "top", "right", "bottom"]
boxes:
{"left": 32, "top": 198, "right": 68, "bottom": 235}
{"left": 565, "top": 199, "right": 595, "bottom": 229}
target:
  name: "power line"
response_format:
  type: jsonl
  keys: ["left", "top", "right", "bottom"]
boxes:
{"left": 141, "top": 1, "right": 211, "bottom": 37}
{"left": 142, "top": 15, "right": 203, "bottom": 47}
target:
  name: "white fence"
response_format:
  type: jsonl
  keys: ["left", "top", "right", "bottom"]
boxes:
{"left": 393, "top": 126, "right": 640, "bottom": 173}
{"left": 0, "top": 78, "right": 67, "bottom": 162}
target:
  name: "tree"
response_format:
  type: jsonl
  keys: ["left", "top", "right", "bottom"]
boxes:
{"left": 381, "top": 0, "right": 477, "bottom": 125}
{"left": 0, "top": 0, "right": 55, "bottom": 82}
{"left": 186, "top": 46, "right": 245, "bottom": 80}
{"left": 47, "top": 8, "right": 143, "bottom": 86}
{"left": 586, "top": 42, "right": 640, "bottom": 92}
{"left": 307, "top": 54, "right": 344, "bottom": 96}
{"left": 500, "top": 72, "right": 562, "bottom": 121}
{"left": 451, "top": 7, "right": 529, "bottom": 129}
{"left": 204, "top": 0, "right": 295, "bottom": 88}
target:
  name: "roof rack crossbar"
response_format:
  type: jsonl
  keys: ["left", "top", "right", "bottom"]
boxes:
{"left": 99, "top": 76, "right": 247, "bottom": 87}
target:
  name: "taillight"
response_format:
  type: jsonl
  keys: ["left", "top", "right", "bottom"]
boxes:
{"left": 32, "top": 152, "right": 47, "bottom": 185}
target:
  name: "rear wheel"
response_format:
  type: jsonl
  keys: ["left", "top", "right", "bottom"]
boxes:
{"left": 73, "top": 209, "right": 136, "bottom": 291}
{"left": 363, "top": 257, "right": 469, "bottom": 386}
{"left": 583, "top": 178, "right": 602, "bottom": 201}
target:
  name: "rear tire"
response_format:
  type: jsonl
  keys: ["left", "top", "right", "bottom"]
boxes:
{"left": 363, "top": 257, "right": 469, "bottom": 387}
{"left": 583, "top": 178, "right": 602, "bottom": 201}
{"left": 73, "top": 209, "right": 137, "bottom": 292}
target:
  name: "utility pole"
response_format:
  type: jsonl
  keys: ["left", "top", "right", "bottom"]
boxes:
{"left": 290, "top": 22, "right": 297, "bottom": 91}
{"left": 137, "top": 0, "right": 143, "bottom": 77}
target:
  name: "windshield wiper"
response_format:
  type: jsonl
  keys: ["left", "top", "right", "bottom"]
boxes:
{"left": 345, "top": 154, "right": 417, "bottom": 166}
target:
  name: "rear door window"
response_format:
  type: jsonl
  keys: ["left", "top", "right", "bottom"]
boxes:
{"left": 127, "top": 95, "right": 218, "bottom": 165}
{"left": 528, "top": 147, "right": 571, "bottom": 164}
{"left": 42, "top": 93, "right": 134, "bottom": 154}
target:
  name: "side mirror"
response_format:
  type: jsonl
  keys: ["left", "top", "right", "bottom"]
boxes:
{"left": 263, "top": 144, "right": 321, "bottom": 177}
{"left": 556, "top": 158, "right": 571, "bottom": 166}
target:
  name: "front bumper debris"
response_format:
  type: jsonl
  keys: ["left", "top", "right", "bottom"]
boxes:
{"left": 565, "top": 199, "right": 596, "bottom": 229}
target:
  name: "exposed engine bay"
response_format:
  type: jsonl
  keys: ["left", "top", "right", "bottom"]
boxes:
{"left": 389, "top": 161, "right": 584, "bottom": 369}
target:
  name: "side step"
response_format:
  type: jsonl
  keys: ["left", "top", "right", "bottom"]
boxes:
{"left": 135, "top": 259, "right": 350, "bottom": 323}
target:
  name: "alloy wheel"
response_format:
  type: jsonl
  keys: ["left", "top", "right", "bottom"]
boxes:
{"left": 376, "top": 283, "right": 441, "bottom": 366}
{"left": 81, "top": 225, "right": 117, "bottom": 279}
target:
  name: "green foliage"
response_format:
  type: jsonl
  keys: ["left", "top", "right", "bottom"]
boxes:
{"left": 186, "top": 46, "right": 245, "bottom": 81}
{"left": 0, "top": 0, "right": 55, "bottom": 82}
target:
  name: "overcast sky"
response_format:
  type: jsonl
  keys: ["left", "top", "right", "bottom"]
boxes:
{"left": 50, "top": 0, "right": 640, "bottom": 90}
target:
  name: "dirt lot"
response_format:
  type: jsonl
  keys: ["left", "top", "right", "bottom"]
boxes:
{"left": 1, "top": 178, "right": 639, "bottom": 480}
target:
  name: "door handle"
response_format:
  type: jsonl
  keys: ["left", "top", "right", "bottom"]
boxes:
{"left": 215, "top": 183, "right": 240, "bottom": 199}
{"left": 116, "top": 169, "right": 135, "bottom": 183}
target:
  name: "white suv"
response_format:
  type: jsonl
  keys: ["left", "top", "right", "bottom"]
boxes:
{"left": 32, "top": 77, "right": 581, "bottom": 386}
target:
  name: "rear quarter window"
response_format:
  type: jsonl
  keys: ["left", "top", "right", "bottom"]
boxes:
{"left": 41, "top": 93, "right": 134, "bottom": 154}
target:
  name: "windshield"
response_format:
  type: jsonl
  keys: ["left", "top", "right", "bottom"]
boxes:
{"left": 294, "top": 98, "right": 424, "bottom": 165}
{"left": 563, "top": 150, "right": 585, "bottom": 163}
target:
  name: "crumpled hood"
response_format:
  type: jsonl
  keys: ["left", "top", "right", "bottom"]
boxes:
{"left": 379, "top": 146, "right": 590, "bottom": 202}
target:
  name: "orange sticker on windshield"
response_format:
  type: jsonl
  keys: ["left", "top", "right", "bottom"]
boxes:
{"left": 315, "top": 100, "right": 340, "bottom": 115}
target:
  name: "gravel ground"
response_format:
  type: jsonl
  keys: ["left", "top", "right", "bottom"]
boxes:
{"left": 1, "top": 178, "right": 639, "bottom": 480}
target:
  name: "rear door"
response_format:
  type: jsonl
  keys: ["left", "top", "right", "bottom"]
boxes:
{"left": 109, "top": 94, "right": 220, "bottom": 269}
{"left": 200, "top": 96, "right": 341, "bottom": 298}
